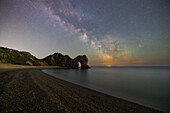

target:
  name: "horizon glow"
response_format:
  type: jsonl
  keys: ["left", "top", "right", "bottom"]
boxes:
{"left": 0, "top": 0, "right": 170, "bottom": 66}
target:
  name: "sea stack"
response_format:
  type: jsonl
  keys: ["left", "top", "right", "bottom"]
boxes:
{"left": 73, "top": 55, "right": 90, "bottom": 69}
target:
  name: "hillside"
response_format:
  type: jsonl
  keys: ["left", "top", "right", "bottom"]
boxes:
{"left": 0, "top": 47, "right": 47, "bottom": 66}
{"left": 0, "top": 47, "right": 90, "bottom": 69}
{"left": 43, "top": 53, "right": 72, "bottom": 66}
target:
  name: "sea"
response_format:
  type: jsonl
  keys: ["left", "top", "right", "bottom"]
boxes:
{"left": 42, "top": 66, "right": 170, "bottom": 112}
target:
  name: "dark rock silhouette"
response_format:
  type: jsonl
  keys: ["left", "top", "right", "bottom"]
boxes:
{"left": 0, "top": 47, "right": 90, "bottom": 69}
{"left": 73, "top": 55, "right": 90, "bottom": 69}
{"left": 43, "top": 53, "right": 90, "bottom": 69}
{"left": 0, "top": 47, "right": 47, "bottom": 66}
{"left": 42, "top": 53, "right": 72, "bottom": 66}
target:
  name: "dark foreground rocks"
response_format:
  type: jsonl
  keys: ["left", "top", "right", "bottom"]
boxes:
{"left": 0, "top": 69, "right": 162, "bottom": 113}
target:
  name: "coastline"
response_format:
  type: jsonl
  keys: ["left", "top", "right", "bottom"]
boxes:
{"left": 0, "top": 67, "right": 163, "bottom": 112}
{"left": 0, "top": 64, "right": 61, "bottom": 69}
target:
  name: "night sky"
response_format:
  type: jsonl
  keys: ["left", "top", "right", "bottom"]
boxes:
{"left": 0, "top": 0, "right": 170, "bottom": 66}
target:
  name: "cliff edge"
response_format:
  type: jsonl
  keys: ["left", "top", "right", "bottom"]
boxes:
{"left": 0, "top": 47, "right": 90, "bottom": 69}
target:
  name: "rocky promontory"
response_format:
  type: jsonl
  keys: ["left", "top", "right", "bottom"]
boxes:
{"left": 43, "top": 53, "right": 90, "bottom": 69}
{"left": 0, "top": 47, "right": 90, "bottom": 69}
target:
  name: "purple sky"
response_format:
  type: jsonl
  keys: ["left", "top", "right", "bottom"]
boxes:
{"left": 0, "top": 0, "right": 170, "bottom": 66}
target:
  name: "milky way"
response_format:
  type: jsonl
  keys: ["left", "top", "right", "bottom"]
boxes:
{"left": 0, "top": 0, "right": 170, "bottom": 66}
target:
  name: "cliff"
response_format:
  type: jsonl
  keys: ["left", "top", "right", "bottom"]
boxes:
{"left": 0, "top": 47, "right": 47, "bottom": 66}
{"left": 0, "top": 47, "right": 90, "bottom": 69}
{"left": 43, "top": 53, "right": 90, "bottom": 69}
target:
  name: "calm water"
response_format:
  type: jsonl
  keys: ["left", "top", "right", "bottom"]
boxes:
{"left": 43, "top": 66, "right": 170, "bottom": 112}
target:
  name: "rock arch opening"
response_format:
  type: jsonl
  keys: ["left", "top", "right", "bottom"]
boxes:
{"left": 78, "top": 62, "right": 81, "bottom": 68}
{"left": 73, "top": 55, "right": 90, "bottom": 69}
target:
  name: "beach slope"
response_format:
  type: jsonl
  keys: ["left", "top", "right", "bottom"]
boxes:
{"left": 0, "top": 69, "right": 162, "bottom": 113}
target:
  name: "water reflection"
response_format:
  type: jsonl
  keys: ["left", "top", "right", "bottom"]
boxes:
{"left": 43, "top": 67, "right": 170, "bottom": 112}
{"left": 79, "top": 69, "right": 88, "bottom": 84}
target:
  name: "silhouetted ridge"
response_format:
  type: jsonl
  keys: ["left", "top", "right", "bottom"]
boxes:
{"left": 0, "top": 47, "right": 90, "bottom": 69}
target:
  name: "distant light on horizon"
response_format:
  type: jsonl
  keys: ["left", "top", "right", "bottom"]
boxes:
{"left": 0, "top": 0, "right": 170, "bottom": 66}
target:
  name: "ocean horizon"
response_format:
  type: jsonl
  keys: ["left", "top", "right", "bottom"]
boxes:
{"left": 43, "top": 66, "right": 170, "bottom": 112}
